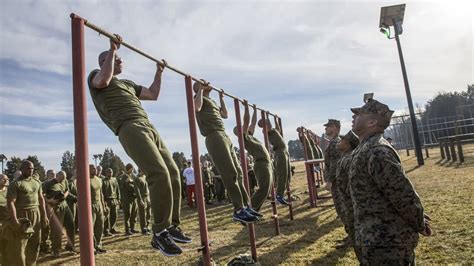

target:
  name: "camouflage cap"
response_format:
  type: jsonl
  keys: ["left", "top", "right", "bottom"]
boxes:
{"left": 351, "top": 98, "right": 394, "bottom": 117}
{"left": 323, "top": 119, "right": 341, "bottom": 127}
{"left": 341, "top": 130, "right": 359, "bottom": 150}
{"left": 351, "top": 98, "right": 394, "bottom": 127}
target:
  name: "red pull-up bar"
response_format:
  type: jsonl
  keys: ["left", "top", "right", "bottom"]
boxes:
{"left": 234, "top": 99, "right": 258, "bottom": 262}
{"left": 260, "top": 111, "right": 280, "bottom": 235}
{"left": 69, "top": 13, "right": 278, "bottom": 118}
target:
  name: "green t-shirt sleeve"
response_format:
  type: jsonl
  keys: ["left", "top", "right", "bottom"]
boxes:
{"left": 122, "top": 79, "right": 143, "bottom": 97}
{"left": 88, "top": 69, "right": 100, "bottom": 89}
{"left": 6, "top": 181, "right": 18, "bottom": 199}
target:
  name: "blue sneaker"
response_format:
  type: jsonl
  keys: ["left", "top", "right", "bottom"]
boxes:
{"left": 276, "top": 195, "right": 290, "bottom": 206}
{"left": 233, "top": 209, "right": 258, "bottom": 224}
{"left": 245, "top": 207, "right": 263, "bottom": 218}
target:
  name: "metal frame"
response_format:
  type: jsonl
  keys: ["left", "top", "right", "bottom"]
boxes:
{"left": 70, "top": 13, "right": 287, "bottom": 265}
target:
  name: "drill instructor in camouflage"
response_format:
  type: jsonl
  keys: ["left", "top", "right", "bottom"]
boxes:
{"left": 6, "top": 160, "right": 49, "bottom": 266}
{"left": 334, "top": 131, "right": 361, "bottom": 258}
{"left": 350, "top": 98, "right": 432, "bottom": 265}
{"left": 323, "top": 119, "right": 342, "bottom": 185}
{"left": 102, "top": 168, "right": 121, "bottom": 235}
{"left": 88, "top": 34, "right": 190, "bottom": 255}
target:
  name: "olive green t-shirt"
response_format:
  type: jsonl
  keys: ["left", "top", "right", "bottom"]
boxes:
{"left": 7, "top": 176, "right": 41, "bottom": 209}
{"left": 244, "top": 134, "right": 270, "bottom": 162}
{"left": 196, "top": 96, "right": 225, "bottom": 136}
{"left": 134, "top": 175, "right": 149, "bottom": 201}
{"left": 88, "top": 69, "right": 148, "bottom": 135}
{"left": 90, "top": 176, "right": 102, "bottom": 205}
{"left": 0, "top": 188, "right": 9, "bottom": 223}
{"left": 102, "top": 177, "right": 120, "bottom": 200}
{"left": 268, "top": 129, "right": 286, "bottom": 151}
{"left": 43, "top": 179, "right": 69, "bottom": 207}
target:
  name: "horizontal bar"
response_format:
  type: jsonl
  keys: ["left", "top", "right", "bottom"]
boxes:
{"left": 305, "top": 159, "right": 325, "bottom": 164}
{"left": 70, "top": 13, "right": 278, "bottom": 118}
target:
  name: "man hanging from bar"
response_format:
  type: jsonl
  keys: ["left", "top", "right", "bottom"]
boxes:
{"left": 258, "top": 117, "right": 291, "bottom": 205}
{"left": 88, "top": 34, "right": 190, "bottom": 257}
{"left": 193, "top": 81, "right": 260, "bottom": 224}
{"left": 233, "top": 101, "right": 273, "bottom": 212}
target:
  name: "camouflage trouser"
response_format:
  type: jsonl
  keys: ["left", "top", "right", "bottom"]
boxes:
{"left": 330, "top": 181, "right": 348, "bottom": 228}
{"left": 360, "top": 246, "right": 415, "bottom": 266}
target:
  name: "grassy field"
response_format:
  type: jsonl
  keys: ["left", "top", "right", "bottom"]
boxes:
{"left": 40, "top": 144, "right": 474, "bottom": 265}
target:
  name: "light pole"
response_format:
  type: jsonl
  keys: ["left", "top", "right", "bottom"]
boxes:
{"left": 0, "top": 154, "right": 6, "bottom": 173}
{"left": 379, "top": 4, "right": 424, "bottom": 166}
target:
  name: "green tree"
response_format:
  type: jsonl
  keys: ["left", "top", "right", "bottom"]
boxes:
{"left": 60, "top": 151, "right": 75, "bottom": 179}
{"left": 288, "top": 139, "right": 304, "bottom": 160}
{"left": 173, "top": 152, "right": 187, "bottom": 170}
{"left": 5, "top": 156, "right": 22, "bottom": 178}
{"left": 99, "top": 148, "right": 125, "bottom": 176}
{"left": 26, "top": 155, "right": 46, "bottom": 180}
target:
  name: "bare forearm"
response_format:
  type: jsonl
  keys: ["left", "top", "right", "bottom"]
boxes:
{"left": 220, "top": 97, "right": 228, "bottom": 118}
{"left": 7, "top": 200, "right": 18, "bottom": 223}
{"left": 249, "top": 107, "right": 257, "bottom": 134}
{"left": 194, "top": 89, "right": 204, "bottom": 112}
{"left": 39, "top": 194, "right": 47, "bottom": 219}
{"left": 147, "top": 71, "right": 163, "bottom": 99}
{"left": 243, "top": 104, "right": 250, "bottom": 133}
{"left": 92, "top": 48, "right": 116, "bottom": 88}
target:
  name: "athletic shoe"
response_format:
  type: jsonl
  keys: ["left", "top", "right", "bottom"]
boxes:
{"left": 168, "top": 226, "right": 192, "bottom": 243}
{"left": 276, "top": 195, "right": 290, "bottom": 206}
{"left": 110, "top": 229, "right": 121, "bottom": 234}
{"left": 245, "top": 207, "right": 263, "bottom": 218}
{"left": 95, "top": 248, "right": 107, "bottom": 254}
{"left": 151, "top": 230, "right": 182, "bottom": 256}
{"left": 125, "top": 231, "right": 133, "bottom": 236}
{"left": 233, "top": 209, "right": 258, "bottom": 224}
{"left": 103, "top": 231, "right": 113, "bottom": 237}
{"left": 142, "top": 229, "right": 151, "bottom": 235}
{"left": 130, "top": 228, "right": 140, "bottom": 234}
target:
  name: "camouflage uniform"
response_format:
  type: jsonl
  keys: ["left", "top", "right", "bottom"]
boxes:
{"left": 323, "top": 133, "right": 341, "bottom": 183}
{"left": 349, "top": 99, "right": 426, "bottom": 265}
{"left": 334, "top": 130, "right": 361, "bottom": 260}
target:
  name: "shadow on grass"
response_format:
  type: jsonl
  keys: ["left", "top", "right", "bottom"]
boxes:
{"left": 311, "top": 242, "right": 352, "bottom": 265}
{"left": 406, "top": 164, "right": 423, "bottom": 174}
{"left": 258, "top": 217, "right": 341, "bottom": 264}
{"left": 208, "top": 204, "right": 337, "bottom": 263}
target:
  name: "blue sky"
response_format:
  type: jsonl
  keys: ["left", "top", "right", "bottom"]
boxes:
{"left": 0, "top": 0, "right": 472, "bottom": 171}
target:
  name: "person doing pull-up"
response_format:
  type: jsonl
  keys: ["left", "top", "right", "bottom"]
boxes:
{"left": 88, "top": 34, "right": 190, "bottom": 257}
{"left": 233, "top": 101, "right": 272, "bottom": 211}
{"left": 258, "top": 117, "right": 291, "bottom": 206}
{"left": 194, "top": 81, "right": 261, "bottom": 224}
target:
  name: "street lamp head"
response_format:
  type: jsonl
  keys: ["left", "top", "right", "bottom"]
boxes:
{"left": 379, "top": 4, "right": 406, "bottom": 28}
{"left": 380, "top": 27, "right": 391, "bottom": 39}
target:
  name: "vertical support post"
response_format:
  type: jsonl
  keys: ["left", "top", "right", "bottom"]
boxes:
{"left": 302, "top": 131, "right": 316, "bottom": 208}
{"left": 184, "top": 76, "right": 211, "bottom": 265}
{"left": 394, "top": 20, "right": 424, "bottom": 166}
{"left": 454, "top": 120, "right": 464, "bottom": 163}
{"left": 261, "top": 111, "right": 280, "bottom": 235}
{"left": 70, "top": 14, "right": 95, "bottom": 266}
{"left": 449, "top": 139, "right": 457, "bottom": 161}
{"left": 425, "top": 146, "right": 429, "bottom": 158}
{"left": 276, "top": 117, "right": 294, "bottom": 220}
{"left": 233, "top": 99, "right": 258, "bottom": 262}
{"left": 444, "top": 139, "right": 451, "bottom": 161}
{"left": 440, "top": 140, "right": 445, "bottom": 159}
